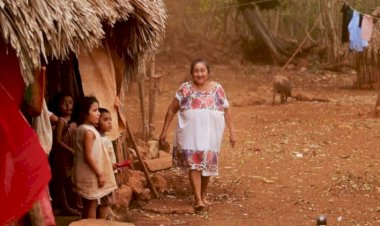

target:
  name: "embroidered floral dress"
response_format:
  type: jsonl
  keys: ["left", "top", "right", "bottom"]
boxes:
{"left": 173, "top": 81, "right": 229, "bottom": 176}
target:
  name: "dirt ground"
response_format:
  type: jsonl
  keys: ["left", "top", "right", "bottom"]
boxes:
{"left": 119, "top": 61, "right": 380, "bottom": 226}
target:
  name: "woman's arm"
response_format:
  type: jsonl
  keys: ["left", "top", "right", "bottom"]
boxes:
{"left": 224, "top": 108, "right": 236, "bottom": 147}
{"left": 55, "top": 118, "right": 75, "bottom": 154}
{"left": 159, "top": 98, "right": 180, "bottom": 143}
{"left": 83, "top": 130, "right": 105, "bottom": 187}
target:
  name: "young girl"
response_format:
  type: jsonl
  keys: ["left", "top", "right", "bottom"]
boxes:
{"left": 50, "top": 93, "right": 80, "bottom": 215}
{"left": 72, "top": 96, "right": 117, "bottom": 219}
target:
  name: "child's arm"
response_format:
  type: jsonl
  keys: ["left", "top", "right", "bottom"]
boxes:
{"left": 55, "top": 118, "right": 75, "bottom": 154}
{"left": 83, "top": 130, "right": 105, "bottom": 188}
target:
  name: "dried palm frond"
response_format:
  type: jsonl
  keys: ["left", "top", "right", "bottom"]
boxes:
{"left": 0, "top": 0, "right": 104, "bottom": 84}
{"left": 87, "top": 0, "right": 133, "bottom": 25}
{"left": 107, "top": 0, "right": 167, "bottom": 84}
{"left": 0, "top": 0, "right": 167, "bottom": 85}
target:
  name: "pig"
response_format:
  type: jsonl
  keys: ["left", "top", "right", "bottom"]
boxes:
{"left": 272, "top": 75, "right": 292, "bottom": 105}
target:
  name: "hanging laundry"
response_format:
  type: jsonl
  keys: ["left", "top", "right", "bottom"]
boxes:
{"left": 341, "top": 3, "right": 353, "bottom": 43}
{"left": 359, "top": 14, "right": 364, "bottom": 27}
{"left": 361, "top": 15, "right": 374, "bottom": 41}
{"left": 348, "top": 10, "right": 368, "bottom": 52}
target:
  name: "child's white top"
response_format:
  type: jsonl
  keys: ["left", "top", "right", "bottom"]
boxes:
{"left": 72, "top": 124, "right": 117, "bottom": 200}
{"left": 101, "top": 135, "right": 116, "bottom": 164}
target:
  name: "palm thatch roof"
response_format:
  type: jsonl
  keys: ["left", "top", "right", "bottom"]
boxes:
{"left": 106, "top": 0, "right": 167, "bottom": 83}
{"left": 0, "top": 0, "right": 166, "bottom": 85}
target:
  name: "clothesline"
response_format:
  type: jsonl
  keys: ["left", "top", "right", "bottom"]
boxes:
{"left": 167, "top": 0, "right": 274, "bottom": 17}
{"left": 343, "top": 1, "right": 380, "bottom": 20}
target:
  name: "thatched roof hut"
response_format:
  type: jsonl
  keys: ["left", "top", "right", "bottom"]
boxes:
{"left": 0, "top": 0, "right": 166, "bottom": 84}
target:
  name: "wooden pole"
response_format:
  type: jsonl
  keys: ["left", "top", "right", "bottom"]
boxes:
{"left": 138, "top": 79, "right": 148, "bottom": 141}
{"left": 125, "top": 118, "right": 159, "bottom": 198}
{"left": 148, "top": 55, "right": 156, "bottom": 139}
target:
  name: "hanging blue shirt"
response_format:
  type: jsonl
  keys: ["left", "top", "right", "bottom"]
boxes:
{"left": 348, "top": 10, "right": 368, "bottom": 52}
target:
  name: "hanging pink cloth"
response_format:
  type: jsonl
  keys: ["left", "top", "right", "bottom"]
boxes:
{"left": 361, "top": 15, "right": 374, "bottom": 41}
{"left": 0, "top": 42, "right": 51, "bottom": 225}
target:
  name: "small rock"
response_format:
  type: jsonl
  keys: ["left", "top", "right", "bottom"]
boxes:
{"left": 151, "top": 174, "right": 168, "bottom": 193}
{"left": 114, "top": 185, "right": 133, "bottom": 208}
{"left": 69, "top": 219, "right": 134, "bottom": 226}
{"left": 127, "top": 177, "right": 145, "bottom": 195}
{"left": 138, "top": 188, "right": 151, "bottom": 201}
{"left": 148, "top": 140, "right": 160, "bottom": 159}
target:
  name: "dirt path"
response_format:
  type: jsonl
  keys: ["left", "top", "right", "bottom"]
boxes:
{"left": 122, "top": 63, "right": 380, "bottom": 225}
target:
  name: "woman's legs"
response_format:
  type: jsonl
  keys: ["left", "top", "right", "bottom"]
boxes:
{"left": 81, "top": 198, "right": 97, "bottom": 219}
{"left": 201, "top": 176, "right": 211, "bottom": 205}
{"left": 189, "top": 170, "right": 204, "bottom": 208}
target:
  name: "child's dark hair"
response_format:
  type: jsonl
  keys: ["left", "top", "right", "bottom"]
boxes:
{"left": 99, "top": 108, "right": 110, "bottom": 114}
{"left": 49, "top": 92, "right": 74, "bottom": 117}
{"left": 72, "top": 96, "right": 98, "bottom": 125}
{"left": 190, "top": 59, "right": 210, "bottom": 74}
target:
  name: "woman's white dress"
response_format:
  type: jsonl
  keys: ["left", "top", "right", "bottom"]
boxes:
{"left": 173, "top": 81, "right": 229, "bottom": 176}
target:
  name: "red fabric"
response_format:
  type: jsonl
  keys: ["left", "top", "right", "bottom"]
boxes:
{"left": 0, "top": 82, "right": 51, "bottom": 224}
{"left": 0, "top": 41, "right": 25, "bottom": 106}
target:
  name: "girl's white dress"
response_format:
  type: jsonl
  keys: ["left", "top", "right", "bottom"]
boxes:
{"left": 173, "top": 81, "right": 229, "bottom": 176}
{"left": 72, "top": 124, "right": 117, "bottom": 200}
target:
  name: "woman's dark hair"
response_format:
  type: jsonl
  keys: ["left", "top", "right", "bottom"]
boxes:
{"left": 190, "top": 59, "right": 210, "bottom": 74}
{"left": 72, "top": 96, "right": 98, "bottom": 125}
{"left": 49, "top": 92, "right": 74, "bottom": 117}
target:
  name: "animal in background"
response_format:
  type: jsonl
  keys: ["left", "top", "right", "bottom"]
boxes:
{"left": 272, "top": 75, "right": 292, "bottom": 105}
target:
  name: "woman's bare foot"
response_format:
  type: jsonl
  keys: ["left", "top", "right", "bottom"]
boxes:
{"left": 202, "top": 199, "right": 211, "bottom": 206}
{"left": 194, "top": 200, "right": 205, "bottom": 211}
{"left": 194, "top": 204, "right": 205, "bottom": 212}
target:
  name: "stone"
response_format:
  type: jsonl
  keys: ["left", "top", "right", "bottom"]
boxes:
{"left": 114, "top": 185, "right": 133, "bottom": 208}
{"left": 159, "top": 150, "right": 171, "bottom": 158}
{"left": 143, "top": 156, "right": 172, "bottom": 172}
{"left": 69, "top": 219, "right": 134, "bottom": 226}
{"left": 151, "top": 174, "right": 168, "bottom": 193}
{"left": 127, "top": 177, "right": 145, "bottom": 195}
{"left": 147, "top": 140, "right": 160, "bottom": 159}
{"left": 129, "top": 170, "right": 147, "bottom": 186}
{"left": 142, "top": 199, "right": 195, "bottom": 214}
{"left": 138, "top": 188, "right": 151, "bottom": 201}
{"left": 130, "top": 215, "right": 171, "bottom": 226}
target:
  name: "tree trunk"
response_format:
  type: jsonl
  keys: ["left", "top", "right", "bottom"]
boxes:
{"left": 238, "top": 1, "right": 290, "bottom": 64}
{"left": 319, "top": 0, "right": 338, "bottom": 65}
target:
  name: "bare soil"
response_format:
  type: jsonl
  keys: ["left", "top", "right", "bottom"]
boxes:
{"left": 123, "top": 62, "right": 380, "bottom": 226}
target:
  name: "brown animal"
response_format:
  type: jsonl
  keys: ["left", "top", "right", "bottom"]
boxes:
{"left": 272, "top": 75, "right": 292, "bottom": 105}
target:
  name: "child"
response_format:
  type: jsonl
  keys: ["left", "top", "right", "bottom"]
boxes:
{"left": 97, "top": 108, "right": 117, "bottom": 172}
{"left": 96, "top": 108, "right": 118, "bottom": 219}
{"left": 72, "top": 96, "right": 117, "bottom": 219}
{"left": 50, "top": 93, "right": 80, "bottom": 215}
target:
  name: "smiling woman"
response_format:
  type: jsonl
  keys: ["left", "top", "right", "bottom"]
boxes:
{"left": 159, "top": 59, "right": 236, "bottom": 211}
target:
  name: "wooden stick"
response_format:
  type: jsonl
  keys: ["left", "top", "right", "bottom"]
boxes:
{"left": 278, "top": 16, "right": 321, "bottom": 74}
{"left": 125, "top": 118, "right": 159, "bottom": 198}
{"left": 138, "top": 79, "right": 148, "bottom": 141}
{"left": 122, "top": 133, "right": 134, "bottom": 170}
{"left": 148, "top": 55, "right": 157, "bottom": 139}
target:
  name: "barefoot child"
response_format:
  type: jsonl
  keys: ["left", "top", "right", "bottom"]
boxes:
{"left": 96, "top": 108, "right": 118, "bottom": 219}
{"left": 72, "top": 97, "right": 117, "bottom": 219}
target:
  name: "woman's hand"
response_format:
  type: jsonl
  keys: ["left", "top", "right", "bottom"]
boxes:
{"left": 97, "top": 173, "right": 105, "bottom": 188}
{"left": 159, "top": 130, "right": 167, "bottom": 145}
{"left": 229, "top": 131, "right": 237, "bottom": 148}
